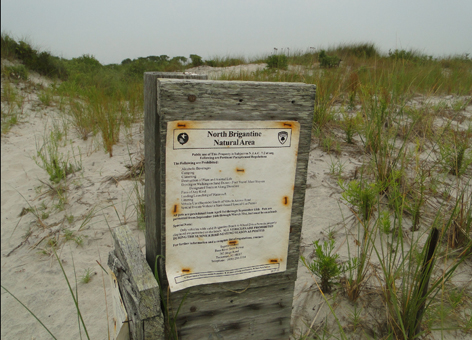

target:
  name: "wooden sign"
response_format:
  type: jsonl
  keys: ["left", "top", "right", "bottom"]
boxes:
{"left": 145, "top": 76, "right": 315, "bottom": 339}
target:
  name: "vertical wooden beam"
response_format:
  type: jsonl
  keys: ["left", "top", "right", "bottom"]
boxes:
{"left": 144, "top": 72, "right": 208, "bottom": 273}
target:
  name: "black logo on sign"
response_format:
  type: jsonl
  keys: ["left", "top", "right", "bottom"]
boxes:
{"left": 278, "top": 131, "right": 288, "bottom": 144}
{"left": 177, "top": 133, "right": 189, "bottom": 145}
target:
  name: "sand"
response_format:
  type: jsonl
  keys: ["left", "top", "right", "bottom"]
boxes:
{"left": 1, "top": 64, "right": 145, "bottom": 339}
{"left": 1, "top": 62, "right": 471, "bottom": 339}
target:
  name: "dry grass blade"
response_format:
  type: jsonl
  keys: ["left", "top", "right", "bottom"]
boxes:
{"left": 103, "top": 156, "right": 144, "bottom": 184}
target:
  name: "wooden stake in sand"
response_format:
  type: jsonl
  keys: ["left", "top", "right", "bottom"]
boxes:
{"left": 145, "top": 76, "right": 315, "bottom": 339}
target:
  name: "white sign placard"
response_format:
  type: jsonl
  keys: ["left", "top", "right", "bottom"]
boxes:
{"left": 165, "top": 121, "right": 300, "bottom": 291}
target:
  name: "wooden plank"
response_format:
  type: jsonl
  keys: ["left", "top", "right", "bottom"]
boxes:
{"left": 145, "top": 73, "right": 208, "bottom": 273}
{"left": 172, "top": 282, "right": 295, "bottom": 340}
{"left": 147, "top": 79, "right": 315, "bottom": 339}
{"left": 109, "top": 225, "right": 165, "bottom": 340}
{"left": 177, "top": 309, "right": 291, "bottom": 340}
{"left": 158, "top": 80, "right": 316, "bottom": 117}
{"left": 109, "top": 270, "right": 130, "bottom": 340}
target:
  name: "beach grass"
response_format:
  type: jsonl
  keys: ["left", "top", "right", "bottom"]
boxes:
{"left": 1, "top": 34, "right": 471, "bottom": 339}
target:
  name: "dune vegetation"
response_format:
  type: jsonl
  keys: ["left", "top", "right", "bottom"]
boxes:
{"left": 1, "top": 33, "right": 471, "bottom": 339}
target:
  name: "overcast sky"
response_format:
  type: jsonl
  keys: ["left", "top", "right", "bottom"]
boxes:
{"left": 2, "top": 0, "right": 471, "bottom": 65}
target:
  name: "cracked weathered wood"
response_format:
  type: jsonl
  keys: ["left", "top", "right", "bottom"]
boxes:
{"left": 145, "top": 78, "right": 315, "bottom": 339}
{"left": 108, "top": 225, "right": 165, "bottom": 340}
{"left": 145, "top": 73, "right": 208, "bottom": 273}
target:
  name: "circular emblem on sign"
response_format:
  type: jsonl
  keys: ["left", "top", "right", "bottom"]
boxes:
{"left": 177, "top": 133, "right": 189, "bottom": 145}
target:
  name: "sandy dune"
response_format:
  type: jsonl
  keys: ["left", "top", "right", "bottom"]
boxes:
{"left": 2, "top": 62, "right": 471, "bottom": 339}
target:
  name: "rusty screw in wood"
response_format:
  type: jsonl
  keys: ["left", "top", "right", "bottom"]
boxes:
{"left": 188, "top": 95, "right": 197, "bottom": 102}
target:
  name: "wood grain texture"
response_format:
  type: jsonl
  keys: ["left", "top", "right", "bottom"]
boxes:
{"left": 108, "top": 225, "right": 165, "bottom": 340}
{"left": 145, "top": 73, "right": 208, "bottom": 273}
{"left": 174, "top": 282, "right": 295, "bottom": 340}
{"left": 146, "top": 78, "right": 315, "bottom": 339}
{"left": 110, "top": 270, "right": 130, "bottom": 340}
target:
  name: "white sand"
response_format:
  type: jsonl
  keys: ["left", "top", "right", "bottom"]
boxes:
{"left": 1, "top": 66, "right": 145, "bottom": 339}
{"left": 1, "top": 63, "right": 471, "bottom": 339}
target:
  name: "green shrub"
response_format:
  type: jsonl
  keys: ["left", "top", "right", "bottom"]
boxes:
{"left": 38, "top": 87, "right": 54, "bottom": 106}
{"left": 170, "top": 56, "right": 187, "bottom": 65}
{"left": 301, "top": 239, "right": 345, "bottom": 293}
{"left": 69, "top": 54, "right": 102, "bottom": 74}
{"left": 336, "top": 43, "right": 380, "bottom": 59}
{"left": 388, "top": 49, "right": 432, "bottom": 64}
{"left": 0, "top": 33, "right": 19, "bottom": 59}
{"left": 190, "top": 54, "right": 203, "bottom": 67}
{"left": 1, "top": 112, "right": 19, "bottom": 134}
{"left": 3, "top": 65, "right": 29, "bottom": 80}
{"left": 15, "top": 40, "right": 36, "bottom": 66}
{"left": 205, "top": 59, "right": 217, "bottom": 67}
{"left": 119, "top": 55, "right": 186, "bottom": 77}
{"left": 319, "top": 50, "right": 341, "bottom": 68}
{"left": 266, "top": 54, "right": 288, "bottom": 70}
{"left": 204, "top": 57, "right": 245, "bottom": 68}
{"left": 34, "top": 131, "right": 81, "bottom": 183}
{"left": 34, "top": 52, "right": 65, "bottom": 78}
{"left": 0, "top": 35, "right": 68, "bottom": 79}
{"left": 125, "top": 60, "right": 147, "bottom": 78}
{"left": 439, "top": 138, "right": 472, "bottom": 177}
{"left": 339, "top": 179, "right": 379, "bottom": 222}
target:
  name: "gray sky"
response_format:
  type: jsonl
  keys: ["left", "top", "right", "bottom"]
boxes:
{"left": 2, "top": 0, "right": 471, "bottom": 65}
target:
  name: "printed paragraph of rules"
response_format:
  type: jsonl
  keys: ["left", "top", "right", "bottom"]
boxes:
{"left": 165, "top": 121, "right": 300, "bottom": 291}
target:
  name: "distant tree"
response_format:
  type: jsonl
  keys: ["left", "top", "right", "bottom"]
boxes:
{"left": 121, "top": 58, "right": 132, "bottom": 65}
{"left": 158, "top": 55, "right": 169, "bottom": 62}
{"left": 190, "top": 54, "right": 203, "bottom": 67}
{"left": 71, "top": 54, "right": 102, "bottom": 73}
{"left": 126, "top": 61, "right": 146, "bottom": 77}
{"left": 145, "top": 56, "right": 160, "bottom": 63}
{"left": 171, "top": 56, "right": 187, "bottom": 64}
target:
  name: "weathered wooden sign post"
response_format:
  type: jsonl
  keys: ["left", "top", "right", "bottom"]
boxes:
{"left": 144, "top": 73, "right": 315, "bottom": 339}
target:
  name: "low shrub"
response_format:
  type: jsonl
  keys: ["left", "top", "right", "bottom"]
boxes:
{"left": 3, "top": 65, "right": 29, "bottom": 80}
{"left": 336, "top": 43, "right": 380, "bottom": 59}
{"left": 0, "top": 33, "right": 18, "bottom": 59}
{"left": 68, "top": 54, "right": 102, "bottom": 74}
{"left": 301, "top": 239, "right": 345, "bottom": 293}
{"left": 388, "top": 49, "right": 433, "bottom": 64}
{"left": 205, "top": 57, "right": 245, "bottom": 68}
{"left": 318, "top": 50, "right": 341, "bottom": 68}
{"left": 1, "top": 34, "right": 68, "bottom": 79}
{"left": 266, "top": 54, "right": 288, "bottom": 70}
{"left": 205, "top": 59, "right": 217, "bottom": 67}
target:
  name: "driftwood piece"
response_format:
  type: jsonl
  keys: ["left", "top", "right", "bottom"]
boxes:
{"left": 145, "top": 78, "right": 315, "bottom": 339}
{"left": 108, "top": 225, "right": 165, "bottom": 340}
